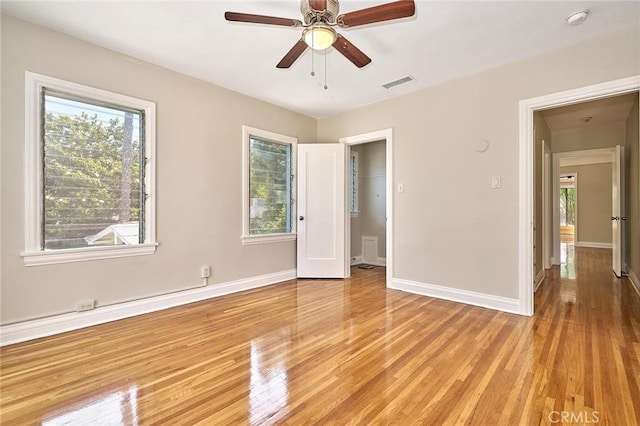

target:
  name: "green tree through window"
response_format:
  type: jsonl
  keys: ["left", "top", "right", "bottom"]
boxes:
{"left": 559, "top": 187, "right": 576, "bottom": 226}
{"left": 43, "top": 93, "right": 143, "bottom": 249}
{"left": 249, "top": 138, "right": 291, "bottom": 234}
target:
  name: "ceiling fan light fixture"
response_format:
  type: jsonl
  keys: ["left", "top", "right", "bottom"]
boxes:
{"left": 303, "top": 24, "right": 337, "bottom": 50}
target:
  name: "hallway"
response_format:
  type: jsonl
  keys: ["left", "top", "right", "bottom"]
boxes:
{"left": 535, "top": 246, "right": 640, "bottom": 424}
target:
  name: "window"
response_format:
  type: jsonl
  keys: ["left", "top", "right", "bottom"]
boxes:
{"left": 559, "top": 175, "right": 576, "bottom": 227}
{"left": 22, "top": 72, "right": 156, "bottom": 266}
{"left": 349, "top": 151, "right": 359, "bottom": 216}
{"left": 242, "top": 126, "right": 296, "bottom": 244}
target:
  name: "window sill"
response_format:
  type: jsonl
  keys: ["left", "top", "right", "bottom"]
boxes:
{"left": 21, "top": 243, "right": 158, "bottom": 267}
{"left": 242, "top": 234, "right": 296, "bottom": 246}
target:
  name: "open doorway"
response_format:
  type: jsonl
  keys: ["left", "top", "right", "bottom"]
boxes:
{"left": 348, "top": 141, "right": 386, "bottom": 270}
{"left": 559, "top": 172, "right": 577, "bottom": 279}
{"left": 340, "top": 129, "right": 394, "bottom": 285}
{"left": 519, "top": 76, "right": 640, "bottom": 316}
{"left": 542, "top": 95, "right": 637, "bottom": 290}
{"left": 559, "top": 174, "right": 577, "bottom": 245}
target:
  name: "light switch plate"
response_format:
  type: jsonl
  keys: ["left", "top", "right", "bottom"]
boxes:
{"left": 491, "top": 176, "right": 501, "bottom": 189}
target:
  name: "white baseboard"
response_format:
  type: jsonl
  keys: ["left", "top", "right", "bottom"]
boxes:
{"left": 390, "top": 278, "right": 521, "bottom": 315}
{"left": 574, "top": 241, "right": 613, "bottom": 249}
{"left": 377, "top": 257, "right": 387, "bottom": 267}
{"left": 0, "top": 269, "right": 297, "bottom": 347}
{"left": 350, "top": 255, "right": 363, "bottom": 266}
{"left": 628, "top": 268, "right": 640, "bottom": 298}
{"left": 551, "top": 256, "right": 559, "bottom": 266}
{"left": 534, "top": 269, "right": 545, "bottom": 292}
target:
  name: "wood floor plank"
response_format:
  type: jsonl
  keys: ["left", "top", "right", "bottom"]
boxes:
{"left": 1, "top": 247, "right": 639, "bottom": 424}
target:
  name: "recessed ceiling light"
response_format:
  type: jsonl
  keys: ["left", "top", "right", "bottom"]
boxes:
{"left": 566, "top": 9, "right": 589, "bottom": 26}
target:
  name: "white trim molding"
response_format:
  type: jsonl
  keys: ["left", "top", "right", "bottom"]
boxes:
{"left": 390, "top": 278, "right": 520, "bottom": 314}
{"left": 21, "top": 243, "right": 158, "bottom": 266}
{"left": 23, "top": 71, "right": 157, "bottom": 266}
{"left": 0, "top": 269, "right": 296, "bottom": 347}
{"left": 350, "top": 255, "right": 363, "bottom": 266}
{"left": 574, "top": 241, "right": 613, "bottom": 249}
{"left": 518, "top": 75, "right": 640, "bottom": 316}
{"left": 241, "top": 125, "right": 297, "bottom": 245}
{"left": 241, "top": 234, "right": 296, "bottom": 245}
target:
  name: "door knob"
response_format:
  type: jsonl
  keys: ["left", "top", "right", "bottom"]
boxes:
{"left": 299, "top": 216, "right": 304, "bottom": 221}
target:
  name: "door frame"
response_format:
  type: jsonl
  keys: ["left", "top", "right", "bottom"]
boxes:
{"left": 340, "top": 128, "right": 393, "bottom": 286}
{"left": 518, "top": 75, "right": 639, "bottom": 316}
{"left": 613, "top": 145, "right": 626, "bottom": 276}
{"left": 543, "top": 142, "right": 551, "bottom": 269}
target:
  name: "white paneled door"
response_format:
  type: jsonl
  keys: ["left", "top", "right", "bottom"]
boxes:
{"left": 612, "top": 145, "right": 625, "bottom": 277}
{"left": 297, "top": 144, "right": 346, "bottom": 278}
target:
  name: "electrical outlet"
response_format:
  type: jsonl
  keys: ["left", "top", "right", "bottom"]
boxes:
{"left": 76, "top": 299, "right": 95, "bottom": 312}
{"left": 201, "top": 266, "right": 211, "bottom": 279}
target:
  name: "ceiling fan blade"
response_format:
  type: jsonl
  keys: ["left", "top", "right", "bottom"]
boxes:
{"left": 277, "top": 39, "right": 308, "bottom": 68}
{"left": 309, "top": 0, "right": 327, "bottom": 11}
{"left": 337, "top": 0, "right": 415, "bottom": 28}
{"left": 225, "top": 11, "right": 302, "bottom": 27}
{"left": 333, "top": 34, "right": 371, "bottom": 68}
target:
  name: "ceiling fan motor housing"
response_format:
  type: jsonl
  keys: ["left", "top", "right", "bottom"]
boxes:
{"left": 301, "top": 0, "right": 340, "bottom": 24}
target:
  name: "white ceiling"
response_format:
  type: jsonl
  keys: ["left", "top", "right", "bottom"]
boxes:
{"left": 2, "top": 1, "right": 639, "bottom": 118}
{"left": 542, "top": 92, "right": 639, "bottom": 132}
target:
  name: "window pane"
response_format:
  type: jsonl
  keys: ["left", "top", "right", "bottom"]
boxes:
{"left": 43, "top": 92, "right": 143, "bottom": 249}
{"left": 249, "top": 138, "right": 291, "bottom": 234}
{"left": 349, "top": 154, "right": 358, "bottom": 213}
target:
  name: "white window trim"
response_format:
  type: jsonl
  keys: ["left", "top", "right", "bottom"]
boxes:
{"left": 21, "top": 71, "right": 157, "bottom": 266}
{"left": 349, "top": 150, "right": 359, "bottom": 217}
{"left": 242, "top": 125, "right": 297, "bottom": 245}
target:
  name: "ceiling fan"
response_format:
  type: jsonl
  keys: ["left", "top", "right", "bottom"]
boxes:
{"left": 225, "top": 0, "right": 416, "bottom": 69}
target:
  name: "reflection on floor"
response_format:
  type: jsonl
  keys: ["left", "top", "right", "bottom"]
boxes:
{"left": 560, "top": 233, "right": 575, "bottom": 244}
{"left": 560, "top": 242, "right": 576, "bottom": 279}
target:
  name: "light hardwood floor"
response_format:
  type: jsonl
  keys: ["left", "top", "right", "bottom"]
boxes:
{"left": 1, "top": 248, "right": 639, "bottom": 425}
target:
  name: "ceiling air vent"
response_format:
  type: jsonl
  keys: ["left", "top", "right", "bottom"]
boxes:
{"left": 382, "top": 75, "right": 415, "bottom": 89}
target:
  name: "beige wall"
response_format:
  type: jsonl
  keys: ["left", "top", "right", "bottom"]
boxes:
{"left": 350, "top": 141, "right": 387, "bottom": 260}
{"left": 534, "top": 113, "right": 551, "bottom": 276}
{"left": 560, "top": 164, "right": 613, "bottom": 244}
{"left": 552, "top": 122, "right": 626, "bottom": 153}
{"left": 0, "top": 15, "right": 317, "bottom": 324}
{"left": 1, "top": 15, "right": 639, "bottom": 324}
{"left": 318, "top": 26, "right": 639, "bottom": 299}
{"left": 626, "top": 95, "right": 640, "bottom": 277}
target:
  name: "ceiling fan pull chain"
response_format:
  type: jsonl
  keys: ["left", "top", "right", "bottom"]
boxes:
{"left": 324, "top": 52, "right": 328, "bottom": 90}
{"left": 311, "top": 35, "right": 315, "bottom": 76}
{"left": 311, "top": 29, "right": 316, "bottom": 76}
